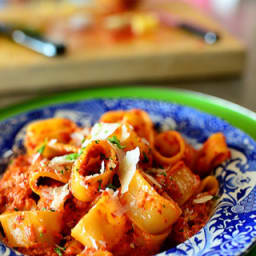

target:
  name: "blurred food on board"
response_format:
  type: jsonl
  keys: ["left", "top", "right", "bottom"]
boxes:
{"left": 0, "top": 0, "right": 220, "bottom": 54}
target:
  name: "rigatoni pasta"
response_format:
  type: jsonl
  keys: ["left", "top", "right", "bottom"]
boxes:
{"left": 0, "top": 109, "right": 231, "bottom": 256}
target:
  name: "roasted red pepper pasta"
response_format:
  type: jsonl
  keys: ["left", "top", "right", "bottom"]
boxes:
{"left": 0, "top": 109, "right": 231, "bottom": 256}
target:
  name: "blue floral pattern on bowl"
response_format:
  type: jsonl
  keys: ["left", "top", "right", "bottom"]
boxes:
{"left": 0, "top": 98, "right": 256, "bottom": 256}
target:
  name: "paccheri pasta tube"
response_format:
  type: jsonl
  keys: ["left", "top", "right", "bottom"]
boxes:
{"left": 0, "top": 109, "right": 230, "bottom": 256}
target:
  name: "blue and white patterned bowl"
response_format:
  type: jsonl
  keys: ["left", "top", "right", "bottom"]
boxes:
{"left": 0, "top": 98, "right": 256, "bottom": 256}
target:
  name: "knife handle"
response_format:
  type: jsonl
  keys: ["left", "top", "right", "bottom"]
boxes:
{"left": 178, "top": 23, "right": 220, "bottom": 44}
{"left": 11, "top": 29, "right": 66, "bottom": 57}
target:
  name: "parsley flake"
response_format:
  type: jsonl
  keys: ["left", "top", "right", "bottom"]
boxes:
{"left": 212, "top": 195, "right": 220, "bottom": 200}
{"left": 54, "top": 245, "right": 66, "bottom": 256}
{"left": 54, "top": 247, "right": 63, "bottom": 256}
{"left": 37, "top": 143, "right": 46, "bottom": 155}
{"left": 98, "top": 179, "right": 103, "bottom": 191}
{"left": 14, "top": 207, "right": 18, "bottom": 211}
{"left": 108, "top": 136, "right": 125, "bottom": 149}
{"left": 160, "top": 172, "right": 167, "bottom": 177}
{"left": 65, "top": 153, "right": 79, "bottom": 161}
{"left": 39, "top": 232, "right": 43, "bottom": 237}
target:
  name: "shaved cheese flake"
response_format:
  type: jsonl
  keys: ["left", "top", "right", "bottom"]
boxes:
{"left": 141, "top": 138, "right": 150, "bottom": 145}
{"left": 71, "top": 132, "right": 84, "bottom": 146}
{"left": 120, "top": 124, "right": 130, "bottom": 142}
{"left": 48, "top": 139, "right": 57, "bottom": 146}
{"left": 193, "top": 195, "right": 213, "bottom": 204}
{"left": 109, "top": 159, "right": 116, "bottom": 170}
{"left": 32, "top": 152, "right": 40, "bottom": 164}
{"left": 91, "top": 122, "right": 121, "bottom": 140}
{"left": 119, "top": 147, "right": 140, "bottom": 194}
{"left": 84, "top": 173, "right": 100, "bottom": 181}
{"left": 50, "top": 184, "right": 70, "bottom": 210}
{"left": 143, "top": 172, "right": 162, "bottom": 189}
{"left": 82, "top": 122, "right": 121, "bottom": 148}
{"left": 81, "top": 127, "right": 91, "bottom": 136}
{"left": 50, "top": 155, "right": 75, "bottom": 166}
{"left": 107, "top": 141, "right": 125, "bottom": 163}
{"left": 99, "top": 161, "right": 105, "bottom": 174}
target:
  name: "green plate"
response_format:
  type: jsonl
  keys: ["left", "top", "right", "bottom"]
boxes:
{"left": 0, "top": 86, "right": 256, "bottom": 140}
{"left": 0, "top": 86, "right": 256, "bottom": 255}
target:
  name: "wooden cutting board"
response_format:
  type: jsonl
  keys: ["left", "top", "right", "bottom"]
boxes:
{"left": 0, "top": 1, "right": 245, "bottom": 94}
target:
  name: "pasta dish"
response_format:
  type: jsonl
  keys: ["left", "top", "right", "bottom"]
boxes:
{"left": 0, "top": 109, "right": 231, "bottom": 256}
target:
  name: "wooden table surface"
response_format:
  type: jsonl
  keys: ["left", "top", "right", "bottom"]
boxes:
{"left": 0, "top": 0, "right": 255, "bottom": 113}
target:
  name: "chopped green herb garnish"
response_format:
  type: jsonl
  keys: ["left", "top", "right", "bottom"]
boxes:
{"left": 60, "top": 170, "right": 64, "bottom": 175}
{"left": 65, "top": 153, "right": 79, "bottom": 161}
{"left": 98, "top": 179, "right": 103, "bottom": 191}
{"left": 81, "top": 138, "right": 86, "bottom": 144}
{"left": 160, "top": 172, "right": 167, "bottom": 177}
{"left": 110, "top": 167, "right": 113, "bottom": 171}
{"left": 42, "top": 207, "right": 46, "bottom": 211}
{"left": 95, "top": 140, "right": 99, "bottom": 144}
{"left": 212, "top": 195, "right": 220, "bottom": 200}
{"left": 37, "top": 143, "right": 46, "bottom": 155}
{"left": 39, "top": 232, "right": 43, "bottom": 237}
{"left": 108, "top": 136, "right": 125, "bottom": 149}
{"left": 54, "top": 247, "right": 63, "bottom": 256}
{"left": 50, "top": 208, "right": 55, "bottom": 212}
{"left": 106, "top": 184, "right": 117, "bottom": 190}
{"left": 14, "top": 207, "right": 18, "bottom": 211}
{"left": 142, "top": 152, "right": 149, "bottom": 163}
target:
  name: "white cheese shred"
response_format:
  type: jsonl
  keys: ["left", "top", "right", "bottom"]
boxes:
{"left": 82, "top": 122, "right": 121, "bottom": 148}
{"left": 119, "top": 147, "right": 140, "bottom": 194}
{"left": 193, "top": 195, "right": 213, "bottom": 204}
{"left": 50, "top": 184, "right": 70, "bottom": 210}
